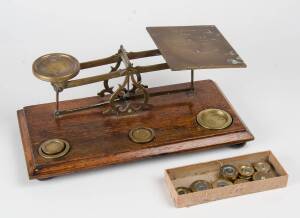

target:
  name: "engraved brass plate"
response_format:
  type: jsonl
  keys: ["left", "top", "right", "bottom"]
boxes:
{"left": 38, "top": 139, "right": 70, "bottom": 159}
{"left": 196, "top": 108, "right": 232, "bottom": 130}
{"left": 129, "top": 127, "right": 155, "bottom": 143}
{"left": 33, "top": 53, "right": 80, "bottom": 83}
{"left": 147, "top": 25, "right": 246, "bottom": 71}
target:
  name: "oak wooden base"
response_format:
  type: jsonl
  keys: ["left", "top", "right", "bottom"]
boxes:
{"left": 17, "top": 80, "right": 254, "bottom": 180}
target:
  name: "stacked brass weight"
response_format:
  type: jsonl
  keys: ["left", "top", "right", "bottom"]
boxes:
{"left": 175, "top": 161, "right": 276, "bottom": 195}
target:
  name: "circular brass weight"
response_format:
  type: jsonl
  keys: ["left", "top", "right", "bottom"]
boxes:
{"left": 33, "top": 53, "right": 80, "bottom": 83}
{"left": 253, "top": 161, "right": 271, "bottom": 173}
{"left": 238, "top": 164, "right": 255, "bottom": 177}
{"left": 220, "top": 164, "right": 238, "bottom": 181}
{"left": 190, "top": 180, "right": 212, "bottom": 192}
{"left": 212, "top": 179, "right": 233, "bottom": 188}
{"left": 196, "top": 108, "right": 233, "bottom": 130}
{"left": 176, "top": 187, "right": 191, "bottom": 195}
{"left": 129, "top": 127, "right": 155, "bottom": 143}
{"left": 252, "top": 171, "right": 274, "bottom": 181}
{"left": 38, "top": 139, "right": 70, "bottom": 159}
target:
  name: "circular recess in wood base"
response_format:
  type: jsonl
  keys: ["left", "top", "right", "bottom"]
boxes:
{"left": 129, "top": 127, "right": 155, "bottom": 143}
{"left": 38, "top": 138, "right": 70, "bottom": 159}
{"left": 196, "top": 108, "right": 233, "bottom": 130}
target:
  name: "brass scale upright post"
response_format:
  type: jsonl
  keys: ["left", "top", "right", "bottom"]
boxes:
{"left": 33, "top": 45, "right": 195, "bottom": 118}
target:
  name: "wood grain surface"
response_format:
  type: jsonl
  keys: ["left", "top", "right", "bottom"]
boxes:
{"left": 17, "top": 80, "right": 254, "bottom": 179}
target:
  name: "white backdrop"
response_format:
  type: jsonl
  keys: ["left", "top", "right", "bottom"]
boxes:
{"left": 1, "top": 0, "right": 299, "bottom": 217}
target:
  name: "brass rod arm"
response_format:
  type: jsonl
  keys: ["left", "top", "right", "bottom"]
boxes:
{"left": 65, "top": 63, "right": 169, "bottom": 89}
{"left": 119, "top": 45, "right": 132, "bottom": 68}
{"left": 135, "top": 63, "right": 169, "bottom": 73}
{"left": 79, "top": 49, "right": 161, "bottom": 69}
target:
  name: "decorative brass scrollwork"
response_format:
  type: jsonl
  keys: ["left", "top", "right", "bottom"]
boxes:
{"left": 103, "top": 68, "right": 149, "bottom": 115}
{"left": 98, "top": 58, "right": 122, "bottom": 97}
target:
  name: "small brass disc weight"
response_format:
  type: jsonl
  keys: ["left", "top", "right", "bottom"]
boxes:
{"left": 212, "top": 179, "right": 233, "bottom": 188}
{"left": 38, "top": 139, "right": 70, "bottom": 159}
{"left": 196, "top": 108, "right": 233, "bottom": 130}
{"left": 32, "top": 53, "right": 80, "bottom": 83}
{"left": 190, "top": 180, "right": 212, "bottom": 192}
{"left": 129, "top": 127, "right": 155, "bottom": 143}
{"left": 176, "top": 187, "right": 191, "bottom": 195}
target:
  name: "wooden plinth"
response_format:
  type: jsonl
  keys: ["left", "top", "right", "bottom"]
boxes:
{"left": 17, "top": 80, "right": 254, "bottom": 180}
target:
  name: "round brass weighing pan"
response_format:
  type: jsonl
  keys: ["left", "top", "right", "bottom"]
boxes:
{"left": 196, "top": 108, "right": 233, "bottom": 130}
{"left": 32, "top": 53, "right": 80, "bottom": 83}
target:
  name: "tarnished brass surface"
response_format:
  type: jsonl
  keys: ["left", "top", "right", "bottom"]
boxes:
{"left": 186, "top": 160, "right": 276, "bottom": 192}
{"left": 252, "top": 171, "right": 274, "bottom": 181}
{"left": 212, "top": 179, "right": 233, "bottom": 188}
{"left": 196, "top": 108, "right": 232, "bottom": 130}
{"left": 33, "top": 53, "right": 80, "bottom": 83}
{"left": 190, "top": 180, "right": 212, "bottom": 192}
{"left": 147, "top": 25, "right": 246, "bottom": 71}
{"left": 253, "top": 161, "right": 271, "bottom": 173}
{"left": 220, "top": 164, "right": 238, "bottom": 181}
{"left": 38, "top": 139, "right": 70, "bottom": 159}
{"left": 176, "top": 187, "right": 191, "bottom": 195}
{"left": 238, "top": 164, "right": 255, "bottom": 177}
{"left": 32, "top": 26, "right": 248, "bottom": 117}
{"left": 129, "top": 127, "right": 155, "bottom": 143}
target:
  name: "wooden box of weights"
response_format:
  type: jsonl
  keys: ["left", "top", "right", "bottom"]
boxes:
{"left": 164, "top": 151, "right": 288, "bottom": 207}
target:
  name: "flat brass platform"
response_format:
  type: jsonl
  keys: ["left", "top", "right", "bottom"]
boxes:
{"left": 147, "top": 25, "right": 246, "bottom": 70}
{"left": 18, "top": 80, "right": 253, "bottom": 180}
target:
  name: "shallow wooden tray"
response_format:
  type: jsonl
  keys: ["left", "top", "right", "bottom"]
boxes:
{"left": 17, "top": 80, "right": 253, "bottom": 180}
{"left": 165, "top": 150, "right": 288, "bottom": 207}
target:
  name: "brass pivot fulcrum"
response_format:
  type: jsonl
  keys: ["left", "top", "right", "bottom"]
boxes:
{"left": 38, "top": 139, "right": 70, "bottom": 159}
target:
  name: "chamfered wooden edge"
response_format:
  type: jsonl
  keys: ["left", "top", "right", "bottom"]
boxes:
{"left": 164, "top": 150, "right": 288, "bottom": 208}
{"left": 17, "top": 110, "right": 36, "bottom": 179}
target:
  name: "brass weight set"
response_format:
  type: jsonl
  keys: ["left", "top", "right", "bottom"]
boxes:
{"left": 176, "top": 161, "right": 276, "bottom": 195}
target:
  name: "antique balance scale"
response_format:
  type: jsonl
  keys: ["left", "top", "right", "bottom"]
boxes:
{"left": 17, "top": 26, "right": 254, "bottom": 180}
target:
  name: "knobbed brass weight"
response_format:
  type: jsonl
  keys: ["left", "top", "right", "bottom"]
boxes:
{"left": 175, "top": 160, "right": 277, "bottom": 195}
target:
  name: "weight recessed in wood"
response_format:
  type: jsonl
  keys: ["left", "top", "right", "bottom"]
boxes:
{"left": 38, "top": 139, "right": 70, "bottom": 159}
{"left": 33, "top": 53, "right": 80, "bottom": 83}
{"left": 129, "top": 127, "right": 155, "bottom": 143}
{"left": 196, "top": 108, "right": 233, "bottom": 130}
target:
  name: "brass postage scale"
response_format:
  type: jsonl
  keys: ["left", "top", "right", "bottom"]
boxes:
{"left": 17, "top": 25, "right": 254, "bottom": 180}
